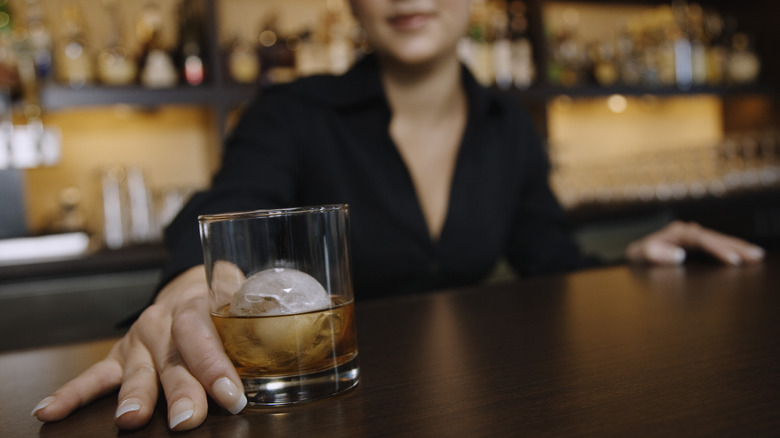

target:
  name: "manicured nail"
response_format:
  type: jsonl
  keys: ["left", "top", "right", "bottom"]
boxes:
{"left": 746, "top": 246, "right": 765, "bottom": 260}
{"left": 671, "top": 248, "right": 686, "bottom": 265}
{"left": 169, "top": 398, "right": 195, "bottom": 430}
{"left": 115, "top": 398, "right": 142, "bottom": 419}
{"left": 726, "top": 251, "right": 742, "bottom": 266}
{"left": 212, "top": 377, "right": 247, "bottom": 415}
{"left": 31, "top": 396, "right": 55, "bottom": 417}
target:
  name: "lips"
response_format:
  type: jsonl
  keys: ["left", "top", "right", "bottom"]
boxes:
{"left": 388, "top": 13, "right": 432, "bottom": 30}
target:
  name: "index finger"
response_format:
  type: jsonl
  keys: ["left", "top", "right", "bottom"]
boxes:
{"left": 32, "top": 346, "right": 123, "bottom": 422}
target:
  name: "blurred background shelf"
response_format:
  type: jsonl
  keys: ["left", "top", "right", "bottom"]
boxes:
{"left": 1, "top": 0, "right": 777, "bottom": 262}
{"left": 514, "top": 83, "right": 776, "bottom": 102}
{"left": 1, "top": 0, "right": 779, "bottom": 350}
{"left": 39, "top": 83, "right": 258, "bottom": 110}
{"left": 0, "top": 242, "right": 168, "bottom": 284}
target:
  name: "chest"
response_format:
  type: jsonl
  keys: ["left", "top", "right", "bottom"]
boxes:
{"left": 389, "top": 111, "right": 467, "bottom": 240}
{"left": 292, "top": 104, "right": 529, "bottom": 294}
{"left": 298, "top": 105, "right": 521, "bottom": 242}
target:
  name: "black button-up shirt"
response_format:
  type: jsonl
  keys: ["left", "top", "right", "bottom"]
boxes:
{"left": 161, "top": 55, "right": 589, "bottom": 300}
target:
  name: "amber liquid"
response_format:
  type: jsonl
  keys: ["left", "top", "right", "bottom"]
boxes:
{"left": 211, "top": 297, "right": 357, "bottom": 377}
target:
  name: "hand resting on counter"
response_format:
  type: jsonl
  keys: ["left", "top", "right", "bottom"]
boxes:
{"left": 625, "top": 220, "right": 765, "bottom": 266}
{"left": 31, "top": 266, "right": 246, "bottom": 432}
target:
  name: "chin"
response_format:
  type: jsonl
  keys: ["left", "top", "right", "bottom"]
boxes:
{"left": 394, "top": 53, "right": 438, "bottom": 66}
{"left": 383, "top": 42, "right": 453, "bottom": 67}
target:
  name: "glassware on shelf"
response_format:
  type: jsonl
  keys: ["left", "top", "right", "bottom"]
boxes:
{"left": 491, "top": 2, "right": 513, "bottom": 90}
{"left": 507, "top": 1, "right": 535, "bottom": 89}
{"left": 99, "top": 164, "right": 162, "bottom": 250}
{"left": 550, "top": 128, "right": 780, "bottom": 210}
{"left": 99, "top": 165, "right": 130, "bottom": 250}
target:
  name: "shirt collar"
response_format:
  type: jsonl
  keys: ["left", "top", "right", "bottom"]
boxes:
{"left": 297, "top": 54, "right": 499, "bottom": 118}
{"left": 289, "top": 55, "right": 385, "bottom": 109}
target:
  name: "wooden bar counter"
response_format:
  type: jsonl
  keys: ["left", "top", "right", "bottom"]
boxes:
{"left": 3, "top": 253, "right": 779, "bottom": 437}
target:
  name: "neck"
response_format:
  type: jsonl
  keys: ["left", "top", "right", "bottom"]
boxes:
{"left": 378, "top": 54, "right": 465, "bottom": 120}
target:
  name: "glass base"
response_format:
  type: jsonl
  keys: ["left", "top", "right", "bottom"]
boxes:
{"left": 242, "top": 356, "right": 360, "bottom": 406}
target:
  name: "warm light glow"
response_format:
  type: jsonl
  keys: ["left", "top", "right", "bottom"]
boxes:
{"left": 110, "top": 104, "right": 150, "bottom": 121}
{"left": 552, "top": 95, "right": 573, "bottom": 111}
{"left": 640, "top": 94, "right": 659, "bottom": 111}
{"left": 562, "top": 8, "right": 580, "bottom": 27}
{"left": 259, "top": 30, "right": 277, "bottom": 47}
{"left": 25, "top": 107, "right": 216, "bottom": 234}
{"left": 326, "top": 0, "right": 345, "bottom": 12}
{"left": 547, "top": 95, "right": 723, "bottom": 168}
{"left": 607, "top": 94, "right": 628, "bottom": 113}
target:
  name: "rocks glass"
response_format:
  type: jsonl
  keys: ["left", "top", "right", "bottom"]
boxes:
{"left": 199, "top": 204, "right": 359, "bottom": 406}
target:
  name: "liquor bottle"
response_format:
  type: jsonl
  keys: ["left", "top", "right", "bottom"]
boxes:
{"left": 491, "top": 4, "right": 512, "bottom": 90}
{"left": 97, "top": 0, "right": 137, "bottom": 86}
{"left": 548, "top": 11, "right": 582, "bottom": 88}
{"left": 10, "top": 7, "right": 38, "bottom": 100}
{"left": 591, "top": 41, "right": 618, "bottom": 87}
{"left": 23, "top": 0, "right": 52, "bottom": 83}
{"left": 0, "top": 0, "right": 19, "bottom": 103}
{"left": 55, "top": 3, "right": 95, "bottom": 88}
{"left": 177, "top": 0, "right": 207, "bottom": 86}
{"left": 462, "top": 0, "right": 493, "bottom": 86}
{"left": 615, "top": 27, "right": 641, "bottom": 86}
{"left": 654, "top": 7, "right": 677, "bottom": 87}
{"left": 257, "top": 13, "right": 295, "bottom": 83}
{"left": 507, "top": 0, "right": 534, "bottom": 89}
{"left": 703, "top": 9, "right": 726, "bottom": 85}
{"left": 686, "top": 3, "right": 708, "bottom": 86}
{"left": 257, "top": 14, "right": 279, "bottom": 83}
{"left": 226, "top": 34, "right": 259, "bottom": 84}
{"left": 727, "top": 32, "right": 760, "bottom": 85}
{"left": 672, "top": 1, "right": 693, "bottom": 90}
{"left": 294, "top": 28, "right": 324, "bottom": 77}
{"left": 325, "top": 10, "right": 352, "bottom": 75}
{"left": 137, "top": 0, "right": 177, "bottom": 88}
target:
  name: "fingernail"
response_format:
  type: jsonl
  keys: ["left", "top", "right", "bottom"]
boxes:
{"left": 212, "top": 377, "right": 247, "bottom": 415}
{"left": 726, "top": 251, "right": 742, "bottom": 266}
{"left": 747, "top": 246, "right": 765, "bottom": 260}
{"left": 115, "top": 398, "right": 142, "bottom": 419}
{"left": 169, "top": 398, "right": 195, "bottom": 430}
{"left": 31, "top": 396, "right": 55, "bottom": 417}
{"left": 671, "top": 248, "right": 686, "bottom": 265}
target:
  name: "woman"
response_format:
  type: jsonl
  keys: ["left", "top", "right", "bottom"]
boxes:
{"left": 32, "top": 0, "right": 764, "bottom": 431}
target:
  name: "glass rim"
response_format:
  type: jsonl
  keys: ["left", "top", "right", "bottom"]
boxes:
{"left": 198, "top": 204, "right": 349, "bottom": 224}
